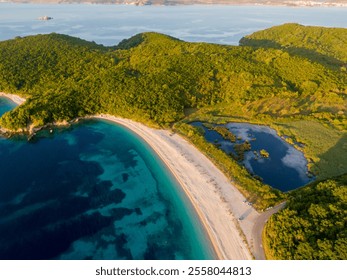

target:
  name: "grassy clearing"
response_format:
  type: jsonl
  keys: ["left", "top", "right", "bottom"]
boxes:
{"left": 272, "top": 120, "right": 346, "bottom": 180}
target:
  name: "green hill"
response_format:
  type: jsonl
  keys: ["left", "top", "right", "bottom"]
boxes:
{"left": 1, "top": 30, "right": 345, "bottom": 130}
{"left": 240, "top": 23, "right": 347, "bottom": 69}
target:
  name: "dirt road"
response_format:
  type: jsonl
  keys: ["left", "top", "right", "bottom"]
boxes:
{"left": 251, "top": 202, "right": 287, "bottom": 259}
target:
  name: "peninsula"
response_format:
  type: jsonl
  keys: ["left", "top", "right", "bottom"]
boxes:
{"left": 0, "top": 23, "right": 346, "bottom": 259}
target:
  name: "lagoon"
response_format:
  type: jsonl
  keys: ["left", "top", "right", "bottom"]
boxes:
{"left": 192, "top": 122, "right": 313, "bottom": 192}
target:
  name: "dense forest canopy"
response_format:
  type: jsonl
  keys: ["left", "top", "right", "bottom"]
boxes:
{"left": 240, "top": 23, "right": 347, "bottom": 69}
{"left": 0, "top": 23, "right": 346, "bottom": 259}
{"left": 264, "top": 174, "right": 347, "bottom": 260}
{"left": 0, "top": 25, "right": 346, "bottom": 131}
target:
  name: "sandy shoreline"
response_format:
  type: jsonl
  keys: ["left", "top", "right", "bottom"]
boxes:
{"left": 94, "top": 114, "right": 256, "bottom": 259}
{"left": 0, "top": 92, "right": 262, "bottom": 259}
{"left": 0, "top": 92, "right": 26, "bottom": 105}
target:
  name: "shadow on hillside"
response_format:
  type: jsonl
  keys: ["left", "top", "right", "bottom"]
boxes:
{"left": 115, "top": 33, "right": 145, "bottom": 50}
{"left": 316, "top": 133, "right": 347, "bottom": 179}
{"left": 239, "top": 38, "right": 344, "bottom": 71}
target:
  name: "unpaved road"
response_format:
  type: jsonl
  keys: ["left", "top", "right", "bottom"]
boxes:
{"left": 251, "top": 202, "right": 287, "bottom": 259}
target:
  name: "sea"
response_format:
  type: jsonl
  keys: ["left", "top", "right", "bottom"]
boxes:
{"left": 0, "top": 4, "right": 347, "bottom": 46}
{"left": 0, "top": 4, "right": 346, "bottom": 259}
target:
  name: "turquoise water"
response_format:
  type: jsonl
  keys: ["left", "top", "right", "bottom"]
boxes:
{"left": 0, "top": 97, "right": 16, "bottom": 116}
{"left": 192, "top": 122, "right": 313, "bottom": 192}
{"left": 0, "top": 101, "right": 214, "bottom": 259}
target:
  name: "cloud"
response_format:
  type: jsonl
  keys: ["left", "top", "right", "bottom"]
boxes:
{"left": 281, "top": 147, "right": 308, "bottom": 180}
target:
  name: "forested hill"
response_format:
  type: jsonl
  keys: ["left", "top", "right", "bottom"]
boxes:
{"left": 0, "top": 27, "right": 346, "bottom": 132}
{"left": 264, "top": 174, "right": 347, "bottom": 259}
{"left": 240, "top": 23, "right": 347, "bottom": 69}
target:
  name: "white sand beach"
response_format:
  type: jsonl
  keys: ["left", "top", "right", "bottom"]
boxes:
{"left": 0, "top": 92, "right": 26, "bottom": 105}
{"left": 95, "top": 114, "right": 259, "bottom": 260}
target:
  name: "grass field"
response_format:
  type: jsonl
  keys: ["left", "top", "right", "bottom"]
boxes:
{"left": 272, "top": 120, "right": 346, "bottom": 180}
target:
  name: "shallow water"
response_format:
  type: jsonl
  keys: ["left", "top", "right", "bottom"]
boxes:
{"left": 0, "top": 111, "right": 214, "bottom": 259}
{"left": 0, "top": 97, "right": 16, "bottom": 116}
{"left": 192, "top": 122, "right": 313, "bottom": 191}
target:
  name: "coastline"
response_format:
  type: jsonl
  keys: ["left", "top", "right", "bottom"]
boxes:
{"left": 94, "top": 114, "right": 255, "bottom": 259}
{"left": 0, "top": 92, "right": 260, "bottom": 259}
{"left": 0, "top": 92, "right": 26, "bottom": 105}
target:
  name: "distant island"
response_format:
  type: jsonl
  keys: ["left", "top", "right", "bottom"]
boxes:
{"left": 3, "top": 0, "right": 347, "bottom": 7}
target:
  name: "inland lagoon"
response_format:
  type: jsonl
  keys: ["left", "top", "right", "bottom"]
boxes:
{"left": 0, "top": 99, "right": 214, "bottom": 260}
{"left": 191, "top": 122, "right": 313, "bottom": 192}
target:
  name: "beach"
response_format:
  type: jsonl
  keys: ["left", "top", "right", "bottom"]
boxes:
{"left": 0, "top": 92, "right": 266, "bottom": 260}
{"left": 0, "top": 92, "right": 26, "bottom": 105}
{"left": 95, "top": 114, "right": 259, "bottom": 259}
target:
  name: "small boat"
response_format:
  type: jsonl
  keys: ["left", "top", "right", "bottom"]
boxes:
{"left": 38, "top": 16, "right": 53, "bottom": 21}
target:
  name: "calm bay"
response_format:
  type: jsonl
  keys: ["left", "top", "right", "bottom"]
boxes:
{"left": 0, "top": 98, "right": 214, "bottom": 259}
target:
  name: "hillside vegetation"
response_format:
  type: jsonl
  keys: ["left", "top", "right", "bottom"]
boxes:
{"left": 264, "top": 174, "right": 347, "bottom": 260}
{"left": 240, "top": 23, "right": 347, "bottom": 69}
{"left": 1, "top": 29, "right": 346, "bottom": 131}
